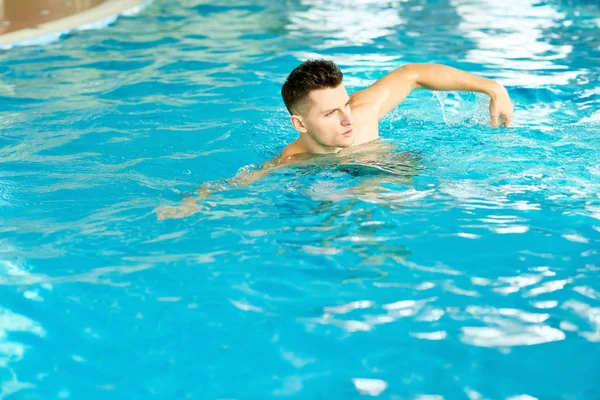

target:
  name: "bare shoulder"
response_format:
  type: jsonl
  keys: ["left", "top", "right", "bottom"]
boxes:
{"left": 280, "top": 140, "right": 308, "bottom": 163}
{"left": 350, "top": 88, "right": 382, "bottom": 123}
{"left": 350, "top": 86, "right": 388, "bottom": 109}
{"left": 349, "top": 95, "right": 380, "bottom": 145}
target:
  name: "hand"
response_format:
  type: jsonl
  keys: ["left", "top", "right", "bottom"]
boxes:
{"left": 154, "top": 195, "right": 212, "bottom": 220}
{"left": 154, "top": 203, "right": 200, "bottom": 220}
{"left": 489, "top": 84, "right": 513, "bottom": 128}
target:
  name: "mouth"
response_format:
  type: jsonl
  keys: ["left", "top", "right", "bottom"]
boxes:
{"left": 341, "top": 128, "right": 353, "bottom": 137}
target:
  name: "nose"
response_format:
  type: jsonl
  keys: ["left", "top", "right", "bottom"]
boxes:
{"left": 341, "top": 109, "right": 353, "bottom": 126}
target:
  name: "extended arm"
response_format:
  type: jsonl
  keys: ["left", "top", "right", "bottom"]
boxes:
{"left": 155, "top": 158, "right": 285, "bottom": 220}
{"left": 350, "top": 63, "right": 513, "bottom": 127}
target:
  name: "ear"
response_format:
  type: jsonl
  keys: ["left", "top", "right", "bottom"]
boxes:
{"left": 290, "top": 114, "right": 308, "bottom": 134}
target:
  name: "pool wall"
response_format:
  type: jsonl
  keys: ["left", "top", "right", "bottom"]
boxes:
{"left": 0, "top": 0, "right": 149, "bottom": 49}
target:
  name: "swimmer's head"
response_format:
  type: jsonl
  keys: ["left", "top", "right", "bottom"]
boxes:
{"left": 282, "top": 59, "right": 355, "bottom": 151}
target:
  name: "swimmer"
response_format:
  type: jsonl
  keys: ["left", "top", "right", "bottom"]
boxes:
{"left": 156, "top": 60, "right": 513, "bottom": 220}
{"left": 279, "top": 60, "right": 512, "bottom": 159}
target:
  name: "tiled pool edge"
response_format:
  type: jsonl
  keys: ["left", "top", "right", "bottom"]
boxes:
{"left": 0, "top": 0, "right": 150, "bottom": 49}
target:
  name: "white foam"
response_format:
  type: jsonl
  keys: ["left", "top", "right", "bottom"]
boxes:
{"left": 352, "top": 378, "right": 388, "bottom": 396}
{"left": 324, "top": 300, "right": 374, "bottom": 314}
{"left": 562, "top": 233, "right": 589, "bottom": 243}
{"left": 493, "top": 226, "right": 529, "bottom": 234}
{"left": 411, "top": 331, "right": 448, "bottom": 340}
{"left": 230, "top": 300, "right": 263, "bottom": 313}
{"left": 461, "top": 325, "right": 565, "bottom": 347}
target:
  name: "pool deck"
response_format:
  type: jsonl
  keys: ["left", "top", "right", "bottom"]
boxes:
{"left": 0, "top": 0, "right": 146, "bottom": 48}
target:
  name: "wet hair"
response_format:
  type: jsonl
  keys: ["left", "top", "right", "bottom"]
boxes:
{"left": 281, "top": 59, "right": 343, "bottom": 115}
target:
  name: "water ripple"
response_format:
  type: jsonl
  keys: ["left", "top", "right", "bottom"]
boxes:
{"left": 0, "top": 0, "right": 599, "bottom": 398}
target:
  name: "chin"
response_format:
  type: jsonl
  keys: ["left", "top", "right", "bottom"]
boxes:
{"left": 340, "top": 136, "right": 356, "bottom": 147}
{"left": 321, "top": 136, "right": 355, "bottom": 150}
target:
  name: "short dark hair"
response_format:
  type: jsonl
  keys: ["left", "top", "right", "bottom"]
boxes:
{"left": 281, "top": 59, "right": 343, "bottom": 115}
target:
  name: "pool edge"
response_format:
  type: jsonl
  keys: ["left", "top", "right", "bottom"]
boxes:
{"left": 0, "top": 0, "right": 148, "bottom": 49}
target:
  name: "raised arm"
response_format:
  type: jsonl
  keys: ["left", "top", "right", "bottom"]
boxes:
{"left": 350, "top": 63, "right": 513, "bottom": 127}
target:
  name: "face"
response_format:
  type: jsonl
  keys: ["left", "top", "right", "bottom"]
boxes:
{"left": 291, "top": 84, "right": 355, "bottom": 151}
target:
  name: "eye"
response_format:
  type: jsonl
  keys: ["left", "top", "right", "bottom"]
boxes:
{"left": 344, "top": 102, "right": 350, "bottom": 108}
{"left": 325, "top": 110, "right": 335, "bottom": 117}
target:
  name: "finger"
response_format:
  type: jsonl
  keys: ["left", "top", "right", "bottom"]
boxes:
{"left": 155, "top": 205, "right": 197, "bottom": 220}
{"left": 490, "top": 103, "right": 500, "bottom": 127}
{"left": 491, "top": 114, "right": 500, "bottom": 128}
{"left": 182, "top": 196, "right": 198, "bottom": 207}
{"left": 500, "top": 114, "right": 508, "bottom": 128}
{"left": 155, "top": 206, "right": 174, "bottom": 221}
{"left": 504, "top": 112, "right": 514, "bottom": 128}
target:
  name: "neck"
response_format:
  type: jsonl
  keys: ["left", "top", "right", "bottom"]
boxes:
{"left": 298, "top": 133, "right": 342, "bottom": 154}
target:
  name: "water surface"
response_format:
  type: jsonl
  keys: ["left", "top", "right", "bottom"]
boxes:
{"left": 0, "top": 0, "right": 599, "bottom": 398}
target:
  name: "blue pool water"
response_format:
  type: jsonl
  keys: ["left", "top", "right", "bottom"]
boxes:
{"left": 1, "top": 0, "right": 599, "bottom": 398}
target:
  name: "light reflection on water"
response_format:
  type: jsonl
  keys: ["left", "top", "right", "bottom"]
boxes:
{"left": 0, "top": 0, "right": 599, "bottom": 398}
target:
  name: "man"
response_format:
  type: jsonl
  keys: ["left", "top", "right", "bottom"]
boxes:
{"left": 156, "top": 60, "right": 513, "bottom": 220}
{"left": 280, "top": 60, "right": 512, "bottom": 161}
